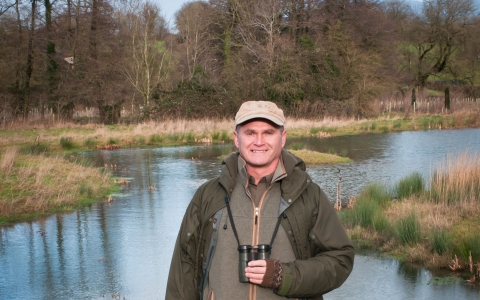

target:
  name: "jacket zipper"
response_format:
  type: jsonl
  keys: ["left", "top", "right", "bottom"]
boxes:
{"left": 250, "top": 186, "right": 273, "bottom": 300}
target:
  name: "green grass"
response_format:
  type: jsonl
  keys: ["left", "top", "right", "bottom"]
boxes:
{"left": 212, "top": 131, "right": 220, "bottom": 141}
{"left": 343, "top": 183, "right": 391, "bottom": 229}
{"left": 431, "top": 228, "right": 451, "bottom": 255}
{"left": 380, "top": 125, "right": 389, "bottom": 133}
{"left": 78, "top": 183, "right": 94, "bottom": 198}
{"left": 221, "top": 130, "right": 229, "bottom": 141}
{"left": 185, "top": 132, "right": 195, "bottom": 142}
{"left": 349, "top": 198, "right": 379, "bottom": 228}
{"left": 428, "top": 276, "right": 457, "bottom": 286}
{"left": 84, "top": 138, "right": 96, "bottom": 148}
{"left": 60, "top": 137, "right": 74, "bottom": 150}
{"left": 362, "top": 183, "right": 392, "bottom": 207}
{"left": 394, "top": 212, "right": 421, "bottom": 245}
{"left": 288, "top": 142, "right": 305, "bottom": 150}
{"left": 454, "top": 232, "right": 480, "bottom": 261}
{"left": 19, "top": 143, "right": 49, "bottom": 155}
{"left": 288, "top": 149, "right": 352, "bottom": 164}
{"left": 394, "top": 172, "right": 425, "bottom": 199}
{"left": 310, "top": 126, "right": 337, "bottom": 135}
{"left": 150, "top": 134, "right": 163, "bottom": 144}
{"left": 360, "top": 123, "right": 369, "bottom": 131}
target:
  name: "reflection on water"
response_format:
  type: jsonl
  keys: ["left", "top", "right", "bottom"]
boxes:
{"left": 1, "top": 128, "right": 480, "bottom": 299}
{"left": 326, "top": 253, "right": 480, "bottom": 300}
{"left": 292, "top": 128, "right": 480, "bottom": 202}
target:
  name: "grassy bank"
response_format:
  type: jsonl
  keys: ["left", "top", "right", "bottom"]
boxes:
{"left": 1, "top": 111, "right": 479, "bottom": 152}
{"left": 0, "top": 147, "right": 116, "bottom": 225}
{"left": 340, "top": 150, "right": 480, "bottom": 280}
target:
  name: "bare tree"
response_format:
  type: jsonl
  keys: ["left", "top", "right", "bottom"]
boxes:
{"left": 0, "top": 0, "right": 16, "bottom": 16}
{"left": 175, "top": 1, "right": 214, "bottom": 80}
{"left": 120, "top": 1, "right": 171, "bottom": 119}
{"left": 402, "top": 0, "right": 475, "bottom": 88}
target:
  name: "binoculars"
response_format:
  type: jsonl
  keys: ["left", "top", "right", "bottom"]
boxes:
{"left": 238, "top": 244, "right": 271, "bottom": 283}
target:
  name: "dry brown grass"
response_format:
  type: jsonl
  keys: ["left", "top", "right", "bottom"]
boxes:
{"left": 0, "top": 150, "right": 112, "bottom": 219}
{"left": 1, "top": 113, "right": 479, "bottom": 150}
{"left": 0, "top": 147, "right": 17, "bottom": 175}
{"left": 429, "top": 151, "right": 480, "bottom": 206}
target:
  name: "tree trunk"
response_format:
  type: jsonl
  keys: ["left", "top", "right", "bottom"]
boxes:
{"left": 444, "top": 86, "right": 450, "bottom": 110}
{"left": 45, "top": 0, "right": 58, "bottom": 120}
{"left": 24, "top": 0, "right": 37, "bottom": 121}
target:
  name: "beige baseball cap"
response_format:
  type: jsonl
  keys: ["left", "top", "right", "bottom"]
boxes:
{"left": 235, "top": 101, "right": 286, "bottom": 126}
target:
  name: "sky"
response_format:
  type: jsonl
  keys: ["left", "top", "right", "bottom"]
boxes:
{"left": 155, "top": 0, "right": 194, "bottom": 28}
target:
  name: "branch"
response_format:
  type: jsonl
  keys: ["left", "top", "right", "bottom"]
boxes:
{"left": 0, "top": 1, "right": 15, "bottom": 17}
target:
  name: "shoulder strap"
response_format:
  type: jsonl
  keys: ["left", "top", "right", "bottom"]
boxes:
{"left": 199, "top": 209, "right": 223, "bottom": 298}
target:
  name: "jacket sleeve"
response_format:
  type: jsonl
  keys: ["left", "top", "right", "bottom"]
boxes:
{"left": 276, "top": 187, "right": 355, "bottom": 299}
{"left": 165, "top": 189, "right": 203, "bottom": 300}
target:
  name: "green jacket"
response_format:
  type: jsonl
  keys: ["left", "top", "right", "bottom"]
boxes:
{"left": 166, "top": 150, "right": 354, "bottom": 299}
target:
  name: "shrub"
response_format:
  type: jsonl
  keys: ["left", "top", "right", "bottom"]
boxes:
{"left": 393, "top": 120, "right": 402, "bottom": 129}
{"left": 370, "top": 122, "right": 377, "bottom": 130}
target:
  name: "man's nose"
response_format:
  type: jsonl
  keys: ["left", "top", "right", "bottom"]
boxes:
{"left": 254, "top": 134, "right": 264, "bottom": 145}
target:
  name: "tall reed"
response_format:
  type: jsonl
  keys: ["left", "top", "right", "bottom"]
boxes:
{"left": 428, "top": 151, "right": 480, "bottom": 205}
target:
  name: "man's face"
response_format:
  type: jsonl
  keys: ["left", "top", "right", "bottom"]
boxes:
{"left": 234, "top": 120, "right": 287, "bottom": 175}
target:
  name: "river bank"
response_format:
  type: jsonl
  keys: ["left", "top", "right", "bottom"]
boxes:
{"left": 1, "top": 112, "right": 480, "bottom": 275}
{"left": 1, "top": 111, "right": 479, "bottom": 151}
{"left": 1, "top": 128, "right": 480, "bottom": 299}
{"left": 340, "top": 150, "right": 480, "bottom": 283}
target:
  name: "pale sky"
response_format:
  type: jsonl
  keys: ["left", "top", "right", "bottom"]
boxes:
{"left": 155, "top": 0, "right": 195, "bottom": 28}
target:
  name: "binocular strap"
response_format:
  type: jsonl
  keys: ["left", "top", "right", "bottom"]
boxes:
{"left": 224, "top": 194, "right": 284, "bottom": 248}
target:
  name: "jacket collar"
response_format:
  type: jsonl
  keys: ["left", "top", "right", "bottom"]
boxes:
{"left": 219, "top": 149, "right": 311, "bottom": 203}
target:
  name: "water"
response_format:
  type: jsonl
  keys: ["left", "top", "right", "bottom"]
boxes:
{"left": 1, "top": 128, "right": 480, "bottom": 300}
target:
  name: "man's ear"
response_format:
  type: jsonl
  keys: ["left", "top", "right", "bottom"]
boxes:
{"left": 234, "top": 131, "right": 239, "bottom": 148}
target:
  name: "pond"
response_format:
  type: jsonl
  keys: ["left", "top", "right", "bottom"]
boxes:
{"left": 1, "top": 128, "right": 480, "bottom": 299}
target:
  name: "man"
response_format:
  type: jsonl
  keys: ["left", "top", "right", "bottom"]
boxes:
{"left": 166, "top": 101, "right": 354, "bottom": 300}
